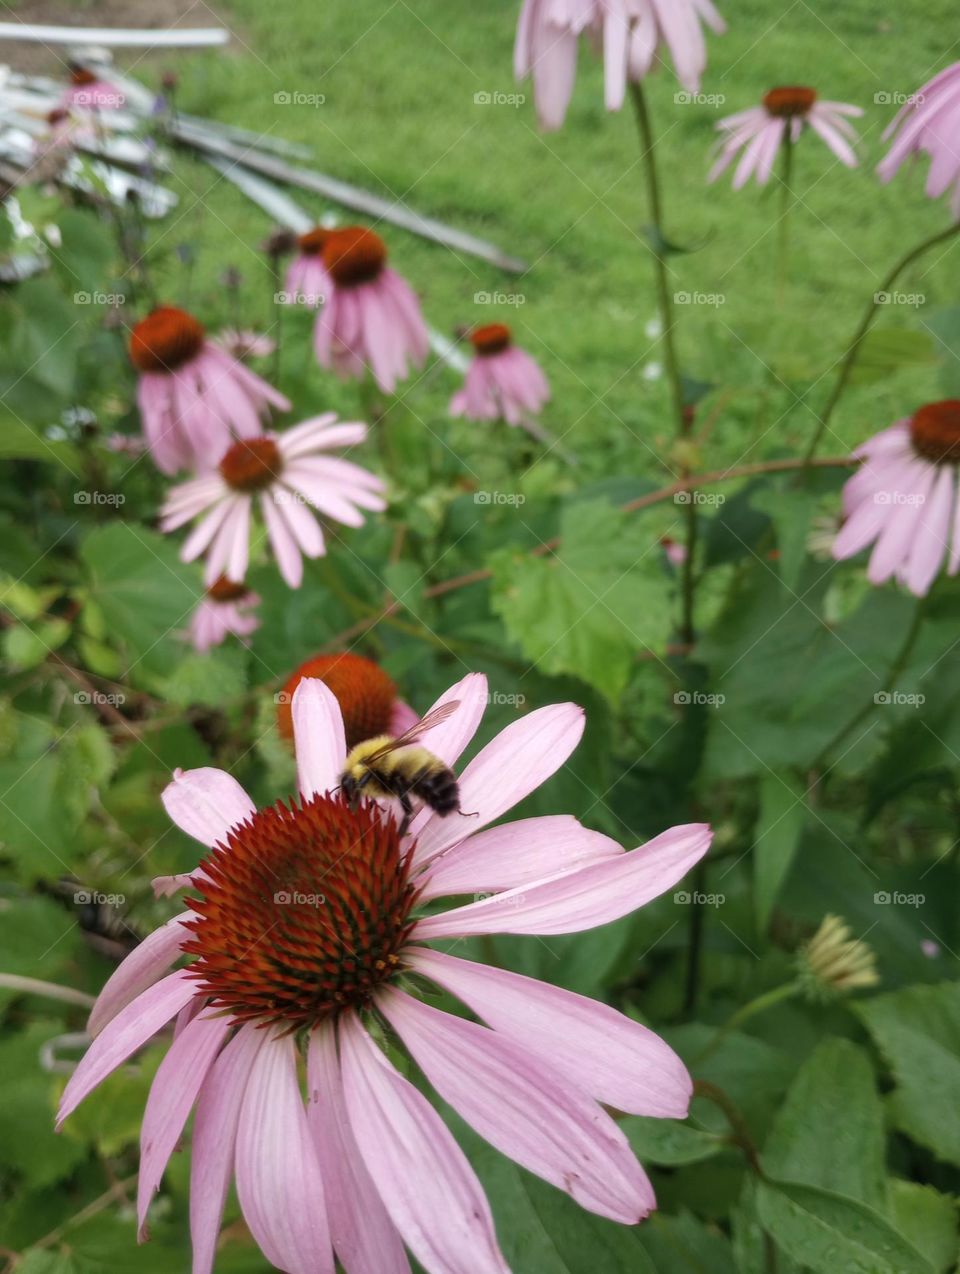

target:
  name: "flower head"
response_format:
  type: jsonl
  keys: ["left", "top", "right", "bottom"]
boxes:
{"left": 63, "top": 65, "right": 125, "bottom": 111}
{"left": 878, "top": 63, "right": 960, "bottom": 217}
{"left": 161, "top": 414, "right": 386, "bottom": 589}
{"left": 450, "top": 323, "right": 550, "bottom": 426}
{"left": 313, "top": 227, "right": 429, "bottom": 393}
{"left": 797, "top": 914, "right": 879, "bottom": 1000}
{"left": 283, "top": 226, "right": 332, "bottom": 307}
{"left": 277, "top": 651, "right": 417, "bottom": 748}
{"left": 709, "top": 87, "right": 862, "bottom": 188}
{"left": 832, "top": 402, "right": 960, "bottom": 596}
{"left": 188, "top": 577, "right": 261, "bottom": 653}
{"left": 58, "top": 674, "right": 711, "bottom": 1274}
{"left": 130, "top": 306, "right": 290, "bottom": 475}
{"left": 515, "top": 0, "right": 725, "bottom": 131}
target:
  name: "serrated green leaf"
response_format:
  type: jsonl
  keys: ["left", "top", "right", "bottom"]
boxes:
{"left": 162, "top": 647, "right": 247, "bottom": 708}
{"left": 0, "top": 1023, "right": 88, "bottom": 1189}
{"left": 756, "top": 1180, "right": 934, "bottom": 1274}
{"left": 854, "top": 982, "right": 960, "bottom": 1166}
{"left": 763, "top": 1039, "right": 885, "bottom": 1208}
{"left": 55, "top": 723, "right": 116, "bottom": 823}
{"left": 490, "top": 500, "right": 671, "bottom": 700}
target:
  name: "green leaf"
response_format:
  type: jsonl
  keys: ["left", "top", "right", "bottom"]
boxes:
{"left": 3, "top": 618, "right": 70, "bottom": 670}
{"left": 638, "top": 1209, "right": 736, "bottom": 1273}
{"left": 755, "top": 1180, "right": 934, "bottom": 1274}
{"left": 80, "top": 524, "right": 202, "bottom": 680}
{"left": 624, "top": 1116, "right": 724, "bottom": 1166}
{"left": 854, "top": 982, "right": 960, "bottom": 1166}
{"left": 162, "top": 647, "right": 247, "bottom": 708}
{"left": 0, "top": 755, "right": 74, "bottom": 878}
{"left": 56, "top": 723, "right": 116, "bottom": 823}
{"left": 754, "top": 773, "right": 806, "bottom": 932}
{"left": 762, "top": 1039, "right": 885, "bottom": 1208}
{"left": 0, "top": 1023, "right": 88, "bottom": 1188}
{"left": 0, "top": 415, "right": 81, "bottom": 468}
{"left": 490, "top": 500, "right": 672, "bottom": 700}
{"left": 887, "top": 1181, "right": 959, "bottom": 1274}
{"left": 848, "top": 328, "right": 936, "bottom": 385}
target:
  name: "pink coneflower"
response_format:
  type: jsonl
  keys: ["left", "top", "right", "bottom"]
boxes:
{"left": 276, "top": 651, "right": 417, "bottom": 749}
{"left": 832, "top": 401, "right": 960, "bottom": 597}
{"left": 878, "top": 64, "right": 960, "bottom": 216}
{"left": 661, "top": 536, "right": 688, "bottom": 567}
{"left": 213, "top": 328, "right": 276, "bottom": 361}
{"left": 515, "top": 0, "right": 725, "bottom": 131}
{"left": 313, "top": 227, "right": 429, "bottom": 394}
{"left": 62, "top": 66, "right": 125, "bottom": 111}
{"left": 130, "top": 306, "right": 291, "bottom": 476}
{"left": 187, "top": 577, "right": 261, "bottom": 653}
{"left": 283, "top": 227, "right": 331, "bottom": 307}
{"left": 160, "top": 415, "right": 386, "bottom": 589}
{"left": 58, "top": 673, "right": 711, "bottom": 1274}
{"left": 709, "top": 87, "right": 862, "bottom": 188}
{"left": 450, "top": 323, "right": 550, "bottom": 426}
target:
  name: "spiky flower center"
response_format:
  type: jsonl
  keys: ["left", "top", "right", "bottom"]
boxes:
{"left": 323, "top": 227, "right": 387, "bottom": 287}
{"left": 70, "top": 67, "right": 97, "bottom": 87}
{"left": 278, "top": 652, "right": 397, "bottom": 749}
{"left": 129, "top": 306, "right": 205, "bottom": 374}
{"left": 218, "top": 437, "right": 282, "bottom": 492}
{"left": 208, "top": 576, "right": 249, "bottom": 603}
{"left": 471, "top": 323, "right": 512, "bottom": 357}
{"left": 298, "top": 227, "right": 331, "bottom": 256}
{"left": 763, "top": 86, "right": 817, "bottom": 118}
{"left": 910, "top": 401, "right": 960, "bottom": 464}
{"left": 181, "top": 794, "right": 418, "bottom": 1028}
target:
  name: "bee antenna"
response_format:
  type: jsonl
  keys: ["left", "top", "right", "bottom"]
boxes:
{"left": 459, "top": 808, "right": 480, "bottom": 819}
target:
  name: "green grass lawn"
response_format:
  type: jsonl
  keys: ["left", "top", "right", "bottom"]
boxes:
{"left": 138, "top": 0, "right": 960, "bottom": 504}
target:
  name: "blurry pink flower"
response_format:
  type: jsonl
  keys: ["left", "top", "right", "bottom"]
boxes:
{"left": 213, "top": 328, "right": 276, "bottom": 361}
{"left": 515, "top": 0, "right": 725, "bottom": 131}
{"left": 832, "top": 401, "right": 960, "bottom": 596}
{"left": 878, "top": 64, "right": 960, "bottom": 217}
{"left": 62, "top": 66, "right": 125, "bottom": 111}
{"left": 188, "top": 577, "right": 261, "bottom": 653}
{"left": 661, "top": 536, "right": 687, "bottom": 567}
{"left": 709, "top": 87, "right": 862, "bottom": 188}
{"left": 130, "top": 306, "right": 290, "bottom": 476}
{"left": 450, "top": 324, "right": 550, "bottom": 426}
{"left": 103, "top": 432, "right": 146, "bottom": 457}
{"left": 58, "top": 674, "right": 711, "bottom": 1274}
{"left": 314, "top": 227, "right": 429, "bottom": 393}
{"left": 283, "top": 227, "right": 331, "bottom": 307}
{"left": 160, "top": 415, "right": 386, "bottom": 589}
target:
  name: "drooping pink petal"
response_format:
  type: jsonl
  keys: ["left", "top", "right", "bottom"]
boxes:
{"left": 380, "top": 988, "right": 654, "bottom": 1223}
{"left": 338, "top": 1013, "right": 509, "bottom": 1274}
{"left": 137, "top": 1012, "right": 230, "bottom": 1236}
{"left": 307, "top": 1026, "right": 410, "bottom": 1274}
{"left": 409, "top": 948, "right": 691, "bottom": 1117}
{"left": 292, "top": 677, "right": 347, "bottom": 799}
{"left": 415, "top": 822, "right": 712, "bottom": 939}
{"left": 88, "top": 914, "right": 189, "bottom": 1037}
{"left": 57, "top": 971, "right": 196, "bottom": 1127}
{"left": 161, "top": 767, "right": 256, "bottom": 848}
{"left": 191, "top": 1024, "right": 267, "bottom": 1274}
{"left": 235, "top": 1030, "right": 334, "bottom": 1274}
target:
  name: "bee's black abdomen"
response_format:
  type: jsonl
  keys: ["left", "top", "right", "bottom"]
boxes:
{"left": 414, "top": 767, "right": 460, "bottom": 816}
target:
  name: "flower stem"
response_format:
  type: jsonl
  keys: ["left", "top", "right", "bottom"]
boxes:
{"left": 629, "top": 80, "right": 696, "bottom": 644}
{"left": 0, "top": 973, "right": 95, "bottom": 1008}
{"left": 802, "top": 219, "right": 960, "bottom": 465}
{"left": 777, "top": 131, "right": 794, "bottom": 306}
{"left": 693, "top": 981, "right": 800, "bottom": 1064}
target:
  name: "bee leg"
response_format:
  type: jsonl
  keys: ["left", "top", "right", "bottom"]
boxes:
{"left": 397, "top": 792, "right": 415, "bottom": 838}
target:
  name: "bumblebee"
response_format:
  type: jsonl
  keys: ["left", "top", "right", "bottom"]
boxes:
{"left": 339, "top": 701, "right": 462, "bottom": 834}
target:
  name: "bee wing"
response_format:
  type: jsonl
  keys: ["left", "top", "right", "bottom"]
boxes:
{"left": 363, "top": 701, "right": 461, "bottom": 761}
